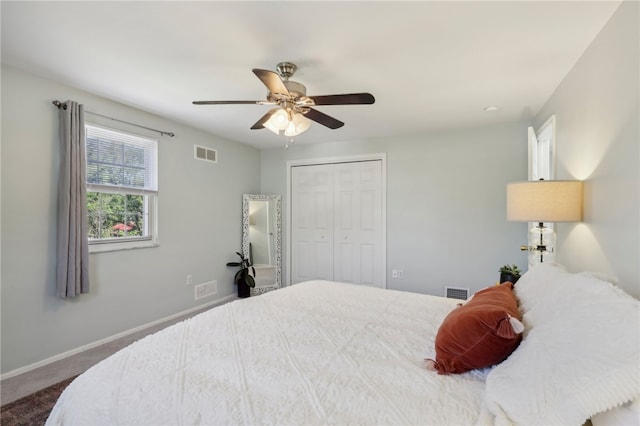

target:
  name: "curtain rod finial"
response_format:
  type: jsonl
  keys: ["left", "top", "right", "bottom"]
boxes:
{"left": 52, "top": 100, "right": 67, "bottom": 110}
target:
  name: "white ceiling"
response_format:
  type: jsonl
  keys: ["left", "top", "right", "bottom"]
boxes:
{"left": 1, "top": 1, "right": 620, "bottom": 149}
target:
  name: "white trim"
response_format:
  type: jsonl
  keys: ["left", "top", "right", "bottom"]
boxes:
{"left": 89, "top": 238, "right": 158, "bottom": 253}
{"left": 0, "top": 294, "right": 237, "bottom": 381}
{"left": 286, "top": 153, "right": 387, "bottom": 288}
{"left": 528, "top": 114, "right": 556, "bottom": 180}
{"left": 527, "top": 126, "right": 537, "bottom": 180}
{"left": 541, "top": 114, "right": 557, "bottom": 179}
{"left": 87, "top": 184, "right": 158, "bottom": 197}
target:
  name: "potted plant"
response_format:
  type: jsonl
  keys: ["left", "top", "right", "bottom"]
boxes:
{"left": 499, "top": 264, "right": 522, "bottom": 284}
{"left": 226, "top": 252, "right": 255, "bottom": 298}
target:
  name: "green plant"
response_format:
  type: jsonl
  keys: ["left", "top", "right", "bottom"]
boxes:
{"left": 499, "top": 264, "right": 521, "bottom": 276}
{"left": 226, "top": 252, "right": 256, "bottom": 288}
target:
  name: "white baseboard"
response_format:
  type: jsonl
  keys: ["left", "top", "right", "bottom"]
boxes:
{"left": 0, "top": 294, "right": 237, "bottom": 381}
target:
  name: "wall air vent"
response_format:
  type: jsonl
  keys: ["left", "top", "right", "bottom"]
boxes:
{"left": 195, "top": 281, "right": 217, "bottom": 300}
{"left": 194, "top": 145, "right": 217, "bottom": 163}
{"left": 444, "top": 286, "right": 469, "bottom": 300}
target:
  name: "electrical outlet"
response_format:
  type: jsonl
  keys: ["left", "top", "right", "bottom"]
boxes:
{"left": 392, "top": 269, "right": 398, "bottom": 278}
{"left": 398, "top": 269, "right": 404, "bottom": 279}
{"left": 186, "top": 274, "right": 192, "bottom": 286}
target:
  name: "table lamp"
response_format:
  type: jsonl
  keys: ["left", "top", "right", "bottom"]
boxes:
{"left": 507, "top": 180, "right": 583, "bottom": 265}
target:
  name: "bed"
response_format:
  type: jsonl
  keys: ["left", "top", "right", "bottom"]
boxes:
{"left": 46, "top": 264, "right": 639, "bottom": 425}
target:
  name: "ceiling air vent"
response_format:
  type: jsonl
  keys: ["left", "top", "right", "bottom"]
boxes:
{"left": 194, "top": 145, "right": 217, "bottom": 163}
{"left": 444, "top": 286, "right": 469, "bottom": 300}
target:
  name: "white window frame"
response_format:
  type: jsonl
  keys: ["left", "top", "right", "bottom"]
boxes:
{"left": 528, "top": 115, "right": 556, "bottom": 181}
{"left": 526, "top": 115, "right": 556, "bottom": 267}
{"left": 85, "top": 123, "right": 159, "bottom": 253}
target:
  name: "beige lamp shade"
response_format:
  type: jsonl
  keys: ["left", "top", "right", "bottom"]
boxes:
{"left": 507, "top": 180, "right": 583, "bottom": 222}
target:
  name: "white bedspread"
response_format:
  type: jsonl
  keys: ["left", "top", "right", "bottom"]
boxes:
{"left": 47, "top": 281, "right": 487, "bottom": 425}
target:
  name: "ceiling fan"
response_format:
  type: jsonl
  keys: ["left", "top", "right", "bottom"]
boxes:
{"left": 193, "top": 62, "right": 375, "bottom": 137}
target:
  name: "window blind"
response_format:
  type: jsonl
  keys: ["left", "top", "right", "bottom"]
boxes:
{"left": 86, "top": 124, "right": 158, "bottom": 195}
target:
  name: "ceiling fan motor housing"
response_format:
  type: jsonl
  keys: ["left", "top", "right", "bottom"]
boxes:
{"left": 283, "top": 80, "right": 306, "bottom": 97}
{"left": 276, "top": 61, "right": 297, "bottom": 79}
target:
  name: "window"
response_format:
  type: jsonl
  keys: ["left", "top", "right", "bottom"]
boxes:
{"left": 528, "top": 115, "right": 556, "bottom": 181}
{"left": 85, "top": 124, "right": 158, "bottom": 252}
{"left": 526, "top": 115, "right": 556, "bottom": 268}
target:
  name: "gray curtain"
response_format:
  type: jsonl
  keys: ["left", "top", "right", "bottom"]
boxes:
{"left": 57, "top": 100, "right": 90, "bottom": 298}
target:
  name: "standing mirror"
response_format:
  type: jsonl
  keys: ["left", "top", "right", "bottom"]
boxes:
{"left": 242, "top": 194, "right": 282, "bottom": 295}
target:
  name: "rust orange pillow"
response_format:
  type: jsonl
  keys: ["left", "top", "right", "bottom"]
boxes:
{"left": 429, "top": 283, "right": 523, "bottom": 375}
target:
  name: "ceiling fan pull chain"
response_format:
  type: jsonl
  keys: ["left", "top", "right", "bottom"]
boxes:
{"left": 285, "top": 137, "right": 296, "bottom": 149}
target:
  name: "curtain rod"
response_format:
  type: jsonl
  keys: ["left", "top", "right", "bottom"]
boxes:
{"left": 52, "top": 100, "right": 175, "bottom": 137}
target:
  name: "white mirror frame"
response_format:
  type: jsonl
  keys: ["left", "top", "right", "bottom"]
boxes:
{"left": 242, "top": 194, "right": 282, "bottom": 295}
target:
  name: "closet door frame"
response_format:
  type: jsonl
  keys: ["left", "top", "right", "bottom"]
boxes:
{"left": 286, "top": 153, "right": 387, "bottom": 288}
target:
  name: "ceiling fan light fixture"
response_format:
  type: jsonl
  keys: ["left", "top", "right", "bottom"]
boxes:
{"left": 284, "top": 121, "right": 297, "bottom": 137}
{"left": 263, "top": 109, "right": 289, "bottom": 134}
{"left": 284, "top": 112, "right": 311, "bottom": 137}
{"left": 263, "top": 119, "right": 280, "bottom": 135}
{"left": 270, "top": 108, "right": 290, "bottom": 130}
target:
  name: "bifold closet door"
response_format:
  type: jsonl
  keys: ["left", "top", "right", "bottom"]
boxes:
{"left": 291, "top": 161, "right": 383, "bottom": 287}
{"left": 333, "top": 161, "right": 382, "bottom": 286}
{"left": 291, "top": 164, "right": 334, "bottom": 282}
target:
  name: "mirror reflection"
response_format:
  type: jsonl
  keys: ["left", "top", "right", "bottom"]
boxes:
{"left": 242, "top": 194, "right": 282, "bottom": 294}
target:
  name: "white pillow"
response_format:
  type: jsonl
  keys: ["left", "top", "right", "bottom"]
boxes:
{"left": 512, "top": 263, "right": 566, "bottom": 314}
{"left": 577, "top": 270, "right": 619, "bottom": 285}
{"left": 483, "top": 268, "right": 640, "bottom": 425}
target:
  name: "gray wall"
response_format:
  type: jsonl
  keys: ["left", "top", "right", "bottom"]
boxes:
{"left": 1, "top": 65, "right": 261, "bottom": 374}
{"left": 534, "top": 1, "right": 639, "bottom": 298}
{"left": 261, "top": 121, "right": 530, "bottom": 297}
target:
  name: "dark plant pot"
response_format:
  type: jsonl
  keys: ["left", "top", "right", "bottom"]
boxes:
{"left": 500, "top": 272, "right": 520, "bottom": 285}
{"left": 237, "top": 279, "right": 251, "bottom": 298}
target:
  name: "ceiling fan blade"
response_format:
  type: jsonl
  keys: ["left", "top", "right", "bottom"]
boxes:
{"left": 309, "top": 93, "right": 375, "bottom": 106}
{"left": 252, "top": 69, "right": 289, "bottom": 95}
{"left": 250, "top": 109, "right": 277, "bottom": 130}
{"left": 193, "top": 100, "right": 264, "bottom": 105}
{"left": 304, "top": 108, "right": 344, "bottom": 129}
